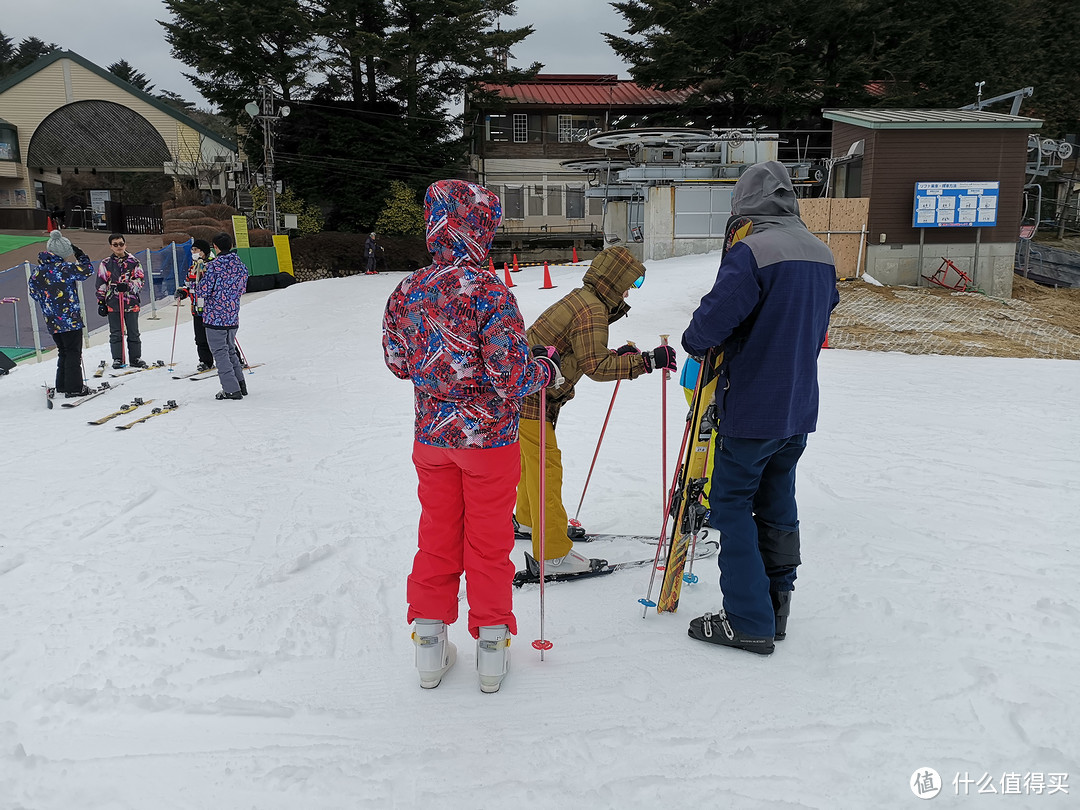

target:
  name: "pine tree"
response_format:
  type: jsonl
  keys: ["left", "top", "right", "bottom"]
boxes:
{"left": 374, "top": 181, "right": 425, "bottom": 235}
{"left": 107, "top": 59, "right": 155, "bottom": 93}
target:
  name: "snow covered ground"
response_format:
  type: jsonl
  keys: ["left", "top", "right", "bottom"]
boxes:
{"left": 2, "top": 252, "right": 1078, "bottom": 808}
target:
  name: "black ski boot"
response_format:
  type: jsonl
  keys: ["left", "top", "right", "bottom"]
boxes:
{"left": 239, "top": 380, "right": 248, "bottom": 396}
{"left": 688, "top": 611, "right": 774, "bottom": 655}
{"left": 772, "top": 591, "right": 792, "bottom": 640}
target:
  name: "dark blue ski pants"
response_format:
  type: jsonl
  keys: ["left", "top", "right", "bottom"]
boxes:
{"left": 709, "top": 434, "right": 807, "bottom": 637}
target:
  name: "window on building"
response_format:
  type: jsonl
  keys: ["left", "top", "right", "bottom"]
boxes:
{"left": 566, "top": 184, "right": 586, "bottom": 219}
{"left": 588, "top": 197, "right": 603, "bottom": 216}
{"left": 673, "top": 187, "right": 734, "bottom": 237}
{"left": 486, "top": 114, "right": 511, "bottom": 142}
{"left": 546, "top": 185, "right": 562, "bottom": 217}
{"left": 33, "top": 180, "right": 47, "bottom": 209}
{"left": 833, "top": 160, "right": 863, "bottom": 198}
{"left": 528, "top": 185, "right": 544, "bottom": 217}
{"left": 503, "top": 185, "right": 525, "bottom": 219}
{"left": 513, "top": 114, "right": 528, "bottom": 144}
{"left": 558, "top": 114, "right": 602, "bottom": 143}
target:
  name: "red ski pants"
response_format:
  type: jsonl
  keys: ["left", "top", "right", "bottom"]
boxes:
{"left": 408, "top": 440, "right": 519, "bottom": 638}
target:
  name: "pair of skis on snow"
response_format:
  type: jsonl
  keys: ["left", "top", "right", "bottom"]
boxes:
{"left": 45, "top": 381, "right": 122, "bottom": 410}
{"left": 91, "top": 359, "right": 166, "bottom": 378}
{"left": 514, "top": 215, "right": 754, "bottom": 613}
{"left": 172, "top": 363, "right": 264, "bottom": 380}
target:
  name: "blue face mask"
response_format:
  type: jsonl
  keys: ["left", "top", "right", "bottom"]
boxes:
{"left": 632, "top": 275, "right": 645, "bottom": 289}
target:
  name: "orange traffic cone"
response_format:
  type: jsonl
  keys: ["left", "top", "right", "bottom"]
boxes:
{"left": 511, "top": 253, "right": 520, "bottom": 272}
{"left": 822, "top": 332, "right": 830, "bottom": 349}
{"left": 503, "top": 262, "right": 515, "bottom": 288}
{"left": 489, "top": 257, "right": 496, "bottom": 274}
{"left": 540, "top": 261, "right": 556, "bottom": 290}
{"left": 572, "top": 246, "right": 578, "bottom": 264}
{"left": 46, "top": 216, "right": 55, "bottom": 232}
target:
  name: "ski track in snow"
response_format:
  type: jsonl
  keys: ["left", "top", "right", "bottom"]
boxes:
{"left": 2, "top": 256, "right": 1079, "bottom": 808}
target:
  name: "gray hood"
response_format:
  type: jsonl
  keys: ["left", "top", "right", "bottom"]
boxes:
{"left": 732, "top": 161, "right": 800, "bottom": 231}
{"left": 730, "top": 160, "right": 834, "bottom": 266}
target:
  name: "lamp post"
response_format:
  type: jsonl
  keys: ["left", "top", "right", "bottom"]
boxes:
{"left": 244, "top": 83, "right": 290, "bottom": 234}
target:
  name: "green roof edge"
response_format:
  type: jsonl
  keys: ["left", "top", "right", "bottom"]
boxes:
{"left": 823, "top": 109, "right": 1043, "bottom": 130}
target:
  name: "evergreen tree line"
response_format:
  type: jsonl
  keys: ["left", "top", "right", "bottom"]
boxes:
{"left": 5, "top": 1, "right": 1077, "bottom": 233}
{"left": 607, "top": 0, "right": 1080, "bottom": 137}
{"left": 160, "top": 0, "right": 539, "bottom": 231}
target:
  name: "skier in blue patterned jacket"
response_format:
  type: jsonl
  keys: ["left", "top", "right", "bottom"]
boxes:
{"left": 382, "top": 178, "right": 558, "bottom": 692}
{"left": 28, "top": 230, "right": 94, "bottom": 396}
{"left": 682, "top": 160, "right": 839, "bottom": 655}
{"left": 195, "top": 232, "right": 250, "bottom": 400}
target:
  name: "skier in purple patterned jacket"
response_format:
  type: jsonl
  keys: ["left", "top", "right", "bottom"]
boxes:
{"left": 195, "top": 232, "right": 250, "bottom": 400}
{"left": 28, "top": 230, "right": 94, "bottom": 397}
{"left": 382, "top": 178, "right": 559, "bottom": 693}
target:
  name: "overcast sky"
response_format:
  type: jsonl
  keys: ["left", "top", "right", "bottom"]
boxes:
{"left": 1, "top": 0, "right": 632, "bottom": 109}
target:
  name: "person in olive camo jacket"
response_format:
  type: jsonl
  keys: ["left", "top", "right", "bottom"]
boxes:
{"left": 514, "top": 246, "right": 676, "bottom": 573}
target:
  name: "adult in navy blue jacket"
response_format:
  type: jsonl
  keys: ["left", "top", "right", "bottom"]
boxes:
{"left": 682, "top": 161, "right": 839, "bottom": 655}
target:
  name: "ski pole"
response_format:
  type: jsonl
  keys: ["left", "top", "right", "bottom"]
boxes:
{"left": 118, "top": 290, "right": 127, "bottom": 366}
{"left": 639, "top": 350, "right": 708, "bottom": 616}
{"left": 167, "top": 297, "right": 181, "bottom": 370}
{"left": 573, "top": 379, "right": 620, "bottom": 523}
{"left": 234, "top": 339, "right": 251, "bottom": 371}
{"left": 532, "top": 385, "right": 554, "bottom": 660}
{"left": 660, "top": 334, "right": 670, "bottom": 515}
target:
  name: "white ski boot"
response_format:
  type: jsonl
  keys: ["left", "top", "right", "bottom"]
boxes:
{"left": 413, "top": 619, "right": 456, "bottom": 689}
{"left": 477, "top": 624, "right": 511, "bottom": 693}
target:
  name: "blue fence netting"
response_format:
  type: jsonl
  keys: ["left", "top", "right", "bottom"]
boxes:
{"left": 0, "top": 240, "right": 193, "bottom": 362}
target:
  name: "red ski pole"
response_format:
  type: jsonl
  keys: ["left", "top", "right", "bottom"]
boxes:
{"left": 660, "top": 334, "right": 670, "bottom": 514}
{"left": 573, "top": 379, "right": 621, "bottom": 523}
{"left": 167, "top": 296, "right": 181, "bottom": 370}
{"left": 532, "top": 384, "right": 554, "bottom": 660}
{"left": 118, "top": 290, "right": 127, "bottom": 366}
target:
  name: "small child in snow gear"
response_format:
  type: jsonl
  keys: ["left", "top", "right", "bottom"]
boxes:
{"left": 28, "top": 231, "right": 95, "bottom": 397}
{"left": 196, "top": 233, "right": 249, "bottom": 400}
{"left": 175, "top": 239, "right": 215, "bottom": 371}
{"left": 96, "top": 233, "right": 146, "bottom": 368}
{"left": 514, "top": 247, "right": 676, "bottom": 574}
{"left": 383, "top": 179, "right": 558, "bottom": 692}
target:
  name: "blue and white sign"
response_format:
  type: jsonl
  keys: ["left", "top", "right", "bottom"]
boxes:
{"left": 913, "top": 181, "right": 1000, "bottom": 228}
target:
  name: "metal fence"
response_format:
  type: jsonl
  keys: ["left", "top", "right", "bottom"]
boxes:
{"left": 0, "top": 239, "right": 193, "bottom": 363}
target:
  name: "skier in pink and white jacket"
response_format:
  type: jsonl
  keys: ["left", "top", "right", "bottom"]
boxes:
{"left": 382, "top": 179, "right": 559, "bottom": 693}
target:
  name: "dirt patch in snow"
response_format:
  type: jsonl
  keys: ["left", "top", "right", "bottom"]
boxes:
{"left": 830, "top": 276, "right": 1080, "bottom": 359}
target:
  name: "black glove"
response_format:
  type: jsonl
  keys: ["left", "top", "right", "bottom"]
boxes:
{"left": 642, "top": 345, "right": 677, "bottom": 373}
{"left": 176, "top": 288, "right": 189, "bottom": 301}
{"left": 614, "top": 343, "right": 640, "bottom": 356}
{"left": 531, "top": 345, "right": 562, "bottom": 387}
{"left": 71, "top": 245, "right": 86, "bottom": 260}
{"left": 115, "top": 282, "right": 131, "bottom": 293}
{"left": 98, "top": 302, "right": 109, "bottom": 317}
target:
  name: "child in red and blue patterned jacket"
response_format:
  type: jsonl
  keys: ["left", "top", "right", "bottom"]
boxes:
{"left": 382, "top": 179, "right": 558, "bottom": 693}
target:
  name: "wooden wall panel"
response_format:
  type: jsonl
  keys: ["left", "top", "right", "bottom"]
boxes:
{"left": 800, "top": 197, "right": 869, "bottom": 277}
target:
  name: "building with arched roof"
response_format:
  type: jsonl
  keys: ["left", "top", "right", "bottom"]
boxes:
{"left": 0, "top": 50, "right": 236, "bottom": 230}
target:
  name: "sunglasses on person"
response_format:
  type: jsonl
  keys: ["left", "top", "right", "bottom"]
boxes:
{"left": 632, "top": 275, "right": 645, "bottom": 288}
{"left": 111, "top": 240, "right": 125, "bottom": 247}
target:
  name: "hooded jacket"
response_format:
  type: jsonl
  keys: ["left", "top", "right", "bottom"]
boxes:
{"left": 382, "top": 179, "right": 549, "bottom": 449}
{"left": 28, "top": 251, "right": 95, "bottom": 334}
{"left": 196, "top": 251, "right": 249, "bottom": 327}
{"left": 521, "top": 245, "right": 649, "bottom": 424}
{"left": 682, "top": 161, "right": 839, "bottom": 438}
{"left": 96, "top": 253, "right": 145, "bottom": 313}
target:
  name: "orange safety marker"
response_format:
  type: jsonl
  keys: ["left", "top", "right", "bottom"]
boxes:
{"left": 503, "top": 262, "right": 516, "bottom": 288}
{"left": 822, "top": 332, "right": 830, "bottom": 349}
{"left": 489, "top": 257, "right": 496, "bottom": 274}
{"left": 540, "top": 261, "right": 556, "bottom": 290}
{"left": 572, "top": 246, "right": 578, "bottom": 264}
{"left": 511, "top": 254, "right": 520, "bottom": 272}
